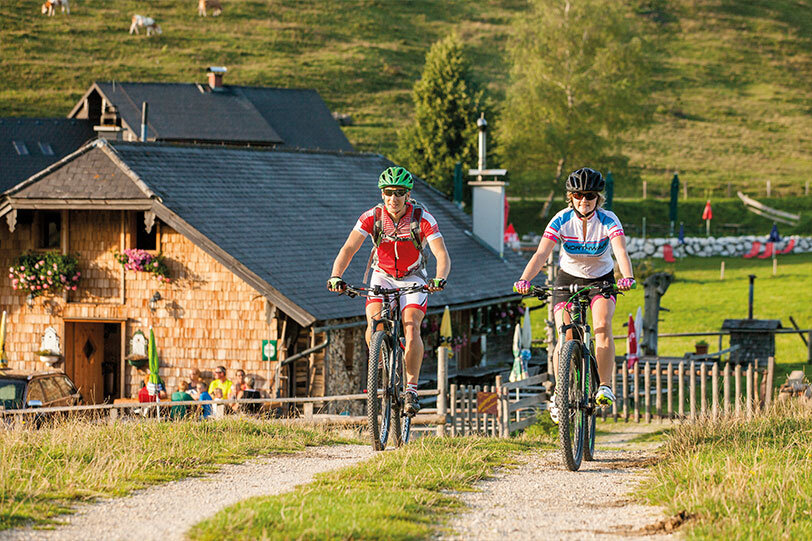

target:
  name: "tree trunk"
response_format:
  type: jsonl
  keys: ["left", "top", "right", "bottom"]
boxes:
{"left": 641, "top": 272, "right": 674, "bottom": 356}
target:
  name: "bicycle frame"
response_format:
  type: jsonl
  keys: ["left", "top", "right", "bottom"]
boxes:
{"left": 559, "top": 294, "right": 600, "bottom": 418}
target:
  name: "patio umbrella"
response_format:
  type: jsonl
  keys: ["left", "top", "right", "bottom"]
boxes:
{"left": 439, "top": 305, "right": 453, "bottom": 352}
{"left": 520, "top": 309, "right": 532, "bottom": 351}
{"left": 147, "top": 327, "right": 162, "bottom": 417}
{"left": 626, "top": 313, "right": 639, "bottom": 369}
{"left": 0, "top": 311, "right": 7, "bottom": 368}
{"left": 604, "top": 172, "right": 615, "bottom": 211}
{"left": 702, "top": 200, "right": 713, "bottom": 237}
{"left": 678, "top": 223, "right": 685, "bottom": 245}
{"left": 669, "top": 174, "right": 679, "bottom": 235}
{"left": 768, "top": 223, "right": 781, "bottom": 243}
{"left": 635, "top": 306, "right": 643, "bottom": 359}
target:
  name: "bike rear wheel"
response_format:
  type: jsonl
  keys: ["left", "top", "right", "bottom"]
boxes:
{"left": 367, "top": 330, "right": 393, "bottom": 451}
{"left": 557, "top": 340, "right": 587, "bottom": 471}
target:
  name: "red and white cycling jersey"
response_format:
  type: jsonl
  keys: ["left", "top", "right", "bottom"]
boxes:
{"left": 354, "top": 202, "right": 442, "bottom": 278}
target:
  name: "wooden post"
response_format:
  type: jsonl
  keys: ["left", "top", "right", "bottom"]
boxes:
{"left": 644, "top": 362, "right": 651, "bottom": 423}
{"left": 678, "top": 361, "right": 685, "bottom": 418}
{"left": 436, "top": 347, "right": 448, "bottom": 437}
{"left": 754, "top": 369, "right": 761, "bottom": 411}
{"left": 655, "top": 361, "right": 662, "bottom": 421}
{"left": 746, "top": 364, "right": 753, "bottom": 419}
{"left": 683, "top": 182, "right": 688, "bottom": 200}
{"left": 633, "top": 361, "right": 640, "bottom": 423}
{"left": 483, "top": 385, "right": 490, "bottom": 436}
{"left": 667, "top": 362, "right": 673, "bottom": 420}
{"left": 611, "top": 362, "right": 618, "bottom": 422}
{"left": 712, "top": 363, "right": 719, "bottom": 419}
{"left": 622, "top": 362, "right": 629, "bottom": 422}
{"left": 700, "top": 363, "right": 707, "bottom": 416}
{"left": 109, "top": 407, "right": 119, "bottom": 423}
{"left": 516, "top": 388, "right": 521, "bottom": 423}
{"left": 734, "top": 364, "right": 742, "bottom": 415}
{"left": 723, "top": 363, "right": 731, "bottom": 414}
{"left": 689, "top": 361, "right": 696, "bottom": 419}
{"left": 449, "top": 384, "right": 457, "bottom": 436}
{"left": 495, "top": 375, "right": 504, "bottom": 438}
{"left": 465, "top": 385, "right": 473, "bottom": 436}
{"left": 303, "top": 402, "right": 314, "bottom": 420}
{"left": 720, "top": 261, "right": 725, "bottom": 280}
{"left": 473, "top": 385, "right": 481, "bottom": 435}
{"left": 643, "top": 180, "right": 648, "bottom": 199}
{"left": 766, "top": 179, "right": 771, "bottom": 197}
{"left": 765, "top": 356, "right": 775, "bottom": 408}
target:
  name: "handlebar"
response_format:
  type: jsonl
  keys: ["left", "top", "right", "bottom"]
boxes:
{"left": 513, "top": 280, "right": 637, "bottom": 299}
{"left": 342, "top": 283, "right": 430, "bottom": 299}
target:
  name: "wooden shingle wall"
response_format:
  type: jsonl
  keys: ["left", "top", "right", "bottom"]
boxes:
{"left": 0, "top": 210, "right": 292, "bottom": 399}
{"left": 323, "top": 325, "right": 367, "bottom": 415}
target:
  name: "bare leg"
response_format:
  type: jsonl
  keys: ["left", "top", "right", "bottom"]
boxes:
{"left": 401, "top": 307, "right": 425, "bottom": 385}
{"left": 590, "top": 297, "right": 616, "bottom": 386}
{"left": 364, "top": 302, "right": 384, "bottom": 346}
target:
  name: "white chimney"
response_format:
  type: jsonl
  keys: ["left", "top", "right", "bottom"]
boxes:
{"left": 207, "top": 66, "right": 227, "bottom": 90}
{"left": 468, "top": 113, "right": 508, "bottom": 257}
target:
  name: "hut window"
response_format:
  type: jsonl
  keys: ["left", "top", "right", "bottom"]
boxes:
{"left": 344, "top": 331, "right": 354, "bottom": 372}
{"left": 134, "top": 211, "right": 157, "bottom": 251}
{"left": 39, "top": 211, "right": 61, "bottom": 250}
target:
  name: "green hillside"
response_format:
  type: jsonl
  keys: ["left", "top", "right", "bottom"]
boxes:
{"left": 1, "top": 1, "right": 810, "bottom": 195}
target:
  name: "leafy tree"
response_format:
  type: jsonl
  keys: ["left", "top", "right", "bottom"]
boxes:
{"left": 396, "top": 35, "right": 484, "bottom": 196}
{"left": 500, "top": 0, "right": 656, "bottom": 189}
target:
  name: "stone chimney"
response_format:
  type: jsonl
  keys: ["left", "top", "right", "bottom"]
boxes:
{"left": 468, "top": 113, "right": 508, "bottom": 257}
{"left": 207, "top": 66, "right": 227, "bottom": 90}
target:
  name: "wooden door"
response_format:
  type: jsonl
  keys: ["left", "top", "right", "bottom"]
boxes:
{"left": 65, "top": 322, "right": 105, "bottom": 404}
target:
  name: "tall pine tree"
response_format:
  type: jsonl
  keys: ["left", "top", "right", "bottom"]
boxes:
{"left": 396, "top": 35, "right": 483, "bottom": 196}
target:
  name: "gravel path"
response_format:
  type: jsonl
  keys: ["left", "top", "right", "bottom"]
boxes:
{"left": 439, "top": 425, "right": 678, "bottom": 541}
{"left": 3, "top": 444, "right": 373, "bottom": 541}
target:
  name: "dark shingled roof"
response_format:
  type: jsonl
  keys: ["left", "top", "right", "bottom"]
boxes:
{"left": 0, "top": 118, "right": 95, "bottom": 192}
{"left": 3, "top": 140, "right": 525, "bottom": 324}
{"left": 73, "top": 82, "right": 354, "bottom": 152}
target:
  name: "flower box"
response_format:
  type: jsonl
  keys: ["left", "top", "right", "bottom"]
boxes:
{"left": 10, "top": 252, "right": 81, "bottom": 297}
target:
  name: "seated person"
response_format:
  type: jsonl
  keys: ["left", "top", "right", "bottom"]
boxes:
{"left": 170, "top": 381, "right": 194, "bottom": 420}
{"left": 196, "top": 381, "right": 213, "bottom": 419}
{"left": 211, "top": 387, "right": 226, "bottom": 418}
{"left": 239, "top": 377, "right": 262, "bottom": 415}
{"left": 208, "top": 366, "right": 232, "bottom": 400}
{"left": 188, "top": 368, "right": 203, "bottom": 399}
{"left": 138, "top": 370, "right": 166, "bottom": 403}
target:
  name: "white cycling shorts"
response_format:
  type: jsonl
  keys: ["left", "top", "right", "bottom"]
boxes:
{"left": 366, "top": 270, "right": 427, "bottom": 314}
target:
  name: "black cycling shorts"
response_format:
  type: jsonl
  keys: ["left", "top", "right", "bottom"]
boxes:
{"left": 552, "top": 269, "right": 616, "bottom": 312}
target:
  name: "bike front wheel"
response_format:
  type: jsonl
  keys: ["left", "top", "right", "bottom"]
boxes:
{"left": 557, "top": 340, "right": 587, "bottom": 471}
{"left": 583, "top": 345, "right": 597, "bottom": 461}
{"left": 367, "top": 330, "right": 393, "bottom": 451}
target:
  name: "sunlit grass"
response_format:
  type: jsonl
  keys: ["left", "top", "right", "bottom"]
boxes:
{"left": 0, "top": 417, "right": 356, "bottom": 530}
{"left": 640, "top": 401, "right": 812, "bottom": 539}
{"left": 191, "top": 433, "right": 554, "bottom": 540}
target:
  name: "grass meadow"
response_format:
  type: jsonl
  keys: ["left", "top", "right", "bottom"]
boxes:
{"left": 640, "top": 401, "right": 812, "bottom": 539}
{"left": 1, "top": 1, "right": 811, "bottom": 193}
{"left": 0, "top": 417, "right": 356, "bottom": 530}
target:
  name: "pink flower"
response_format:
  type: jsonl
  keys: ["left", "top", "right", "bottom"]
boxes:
{"left": 20, "top": 266, "right": 25, "bottom": 271}
{"left": 43, "top": 284, "right": 49, "bottom": 289}
{"left": 46, "top": 270, "right": 52, "bottom": 276}
{"left": 52, "top": 263, "right": 57, "bottom": 270}
{"left": 12, "top": 279, "right": 18, "bottom": 286}
{"left": 60, "top": 275, "right": 66, "bottom": 283}
{"left": 72, "top": 275, "right": 78, "bottom": 281}
{"left": 71, "top": 285, "right": 77, "bottom": 291}
{"left": 76, "top": 271, "right": 81, "bottom": 277}
{"left": 30, "top": 285, "right": 36, "bottom": 291}
{"left": 8, "top": 274, "right": 13, "bottom": 279}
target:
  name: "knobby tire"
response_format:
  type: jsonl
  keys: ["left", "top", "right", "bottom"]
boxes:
{"left": 558, "top": 340, "right": 587, "bottom": 471}
{"left": 583, "top": 344, "right": 597, "bottom": 461}
{"left": 367, "top": 330, "right": 393, "bottom": 451}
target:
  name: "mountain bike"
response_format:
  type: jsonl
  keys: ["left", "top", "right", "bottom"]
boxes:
{"left": 344, "top": 283, "right": 429, "bottom": 451}
{"left": 518, "top": 281, "right": 631, "bottom": 471}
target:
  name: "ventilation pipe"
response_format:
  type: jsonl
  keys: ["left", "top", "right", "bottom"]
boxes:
{"left": 140, "top": 102, "right": 148, "bottom": 142}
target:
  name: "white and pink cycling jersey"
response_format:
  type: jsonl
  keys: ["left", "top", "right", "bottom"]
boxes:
{"left": 543, "top": 207, "right": 625, "bottom": 278}
{"left": 354, "top": 202, "right": 442, "bottom": 279}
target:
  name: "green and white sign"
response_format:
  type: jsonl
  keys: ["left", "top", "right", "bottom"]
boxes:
{"left": 262, "top": 339, "right": 278, "bottom": 361}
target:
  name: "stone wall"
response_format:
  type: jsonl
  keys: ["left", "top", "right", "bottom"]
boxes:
{"left": 625, "top": 235, "right": 812, "bottom": 260}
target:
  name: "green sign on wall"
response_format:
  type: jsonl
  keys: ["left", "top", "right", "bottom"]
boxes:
{"left": 262, "top": 339, "right": 278, "bottom": 361}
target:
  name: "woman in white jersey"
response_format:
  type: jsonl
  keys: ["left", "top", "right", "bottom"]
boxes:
{"left": 514, "top": 168, "right": 635, "bottom": 423}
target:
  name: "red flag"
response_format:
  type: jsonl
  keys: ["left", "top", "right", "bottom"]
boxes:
{"left": 702, "top": 200, "right": 713, "bottom": 221}
{"left": 626, "top": 314, "right": 639, "bottom": 369}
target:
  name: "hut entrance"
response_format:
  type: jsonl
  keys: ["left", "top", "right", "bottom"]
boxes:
{"left": 64, "top": 320, "right": 124, "bottom": 404}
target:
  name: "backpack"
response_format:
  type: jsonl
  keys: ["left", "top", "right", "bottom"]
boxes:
{"left": 363, "top": 201, "right": 430, "bottom": 283}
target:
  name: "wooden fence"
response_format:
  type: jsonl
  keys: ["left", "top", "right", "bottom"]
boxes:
{"left": 448, "top": 373, "right": 550, "bottom": 437}
{"left": 608, "top": 356, "right": 776, "bottom": 422}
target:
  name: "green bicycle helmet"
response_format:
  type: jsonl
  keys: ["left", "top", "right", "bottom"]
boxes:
{"left": 378, "top": 166, "right": 414, "bottom": 190}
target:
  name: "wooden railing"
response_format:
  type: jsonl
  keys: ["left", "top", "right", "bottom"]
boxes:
{"left": 448, "top": 373, "right": 549, "bottom": 437}
{"left": 608, "top": 356, "right": 776, "bottom": 422}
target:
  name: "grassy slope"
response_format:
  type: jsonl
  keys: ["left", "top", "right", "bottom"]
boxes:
{"left": 1, "top": 1, "right": 810, "bottom": 192}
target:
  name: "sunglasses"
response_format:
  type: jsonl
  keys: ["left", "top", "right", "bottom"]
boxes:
{"left": 571, "top": 192, "right": 599, "bottom": 201}
{"left": 382, "top": 188, "right": 408, "bottom": 197}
